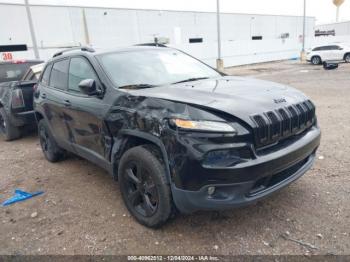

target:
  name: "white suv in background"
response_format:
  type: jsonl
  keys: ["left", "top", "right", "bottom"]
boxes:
{"left": 306, "top": 44, "right": 350, "bottom": 65}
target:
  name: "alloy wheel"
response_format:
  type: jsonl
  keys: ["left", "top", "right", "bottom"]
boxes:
{"left": 123, "top": 161, "right": 159, "bottom": 217}
{"left": 312, "top": 57, "right": 320, "bottom": 65}
{"left": 345, "top": 55, "right": 350, "bottom": 63}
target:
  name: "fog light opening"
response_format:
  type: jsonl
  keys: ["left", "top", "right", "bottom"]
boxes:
{"left": 208, "top": 186, "right": 216, "bottom": 196}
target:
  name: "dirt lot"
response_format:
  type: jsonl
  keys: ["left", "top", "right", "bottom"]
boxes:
{"left": 0, "top": 61, "right": 349, "bottom": 256}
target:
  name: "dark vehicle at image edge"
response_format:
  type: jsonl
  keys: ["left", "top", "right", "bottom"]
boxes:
{"left": 0, "top": 60, "right": 43, "bottom": 140}
{"left": 33, "top": 46, "right": 321, "bottom": 227}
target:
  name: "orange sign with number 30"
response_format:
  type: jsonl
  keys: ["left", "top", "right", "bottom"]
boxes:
{"left": 2, "top": 52, "right": 13, "bottom": 61}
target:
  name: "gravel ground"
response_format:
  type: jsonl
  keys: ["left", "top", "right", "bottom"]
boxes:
{"left": 0, "top": 61, "right": 349, "bottom": 256}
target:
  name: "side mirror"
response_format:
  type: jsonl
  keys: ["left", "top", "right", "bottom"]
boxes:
{"left": 78, "top": 79, "right": 103, "bottom": 96}
{"left": 323, "top": 61, "right": 339, "bottom": 70}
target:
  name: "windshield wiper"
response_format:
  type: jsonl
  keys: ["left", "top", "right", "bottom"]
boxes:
{"left": 172, "top": 77, "right": 210, "bottom": 85}
{"left": 118, "top": 84, "right": 155, "bottom": 90}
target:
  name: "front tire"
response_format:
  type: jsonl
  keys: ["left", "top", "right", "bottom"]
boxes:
{"left": 118, "top": 145, "right": 174, "bottom": 228}
{"left": 38, "top": 119, "right": 65, "bottom": 162}
{"left": 311, "top": 56, "right": 321, "bottom": 65}
{"left": 0, "top": 107, "right": 21, "bottom": 141}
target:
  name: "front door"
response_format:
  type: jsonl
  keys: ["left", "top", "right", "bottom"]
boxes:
{"left": 64, "top": 56, "right": 111, "bottom": 166}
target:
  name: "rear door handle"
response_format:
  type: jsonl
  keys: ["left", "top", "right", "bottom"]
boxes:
{"left": 41, "top": 93, "right": 47, "bottom": 99}
{"left": 63, "top": 100, "right": 71, "bottom": 107}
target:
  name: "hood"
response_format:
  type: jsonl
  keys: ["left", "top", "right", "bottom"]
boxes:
{"left": 127, "top": 76, "right": 309, "bottom": 124}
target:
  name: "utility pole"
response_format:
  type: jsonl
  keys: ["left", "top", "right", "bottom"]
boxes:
{"left": 216, "top": 0, "right": 224, "bottom": 71}
{"left": 301, "top": 0, "right": 306, "bottom": 61}
{"left": 24, "top": 0, "right": 40, "bottom": 59}
{"left": 82, "top": 8, "right": 90, "bottom": 45}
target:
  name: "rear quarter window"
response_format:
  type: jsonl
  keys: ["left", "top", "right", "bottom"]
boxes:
{"left": 49, "top": 59, "right": 69, "bottom": 90}
{"left": 41, "top": 63, "right": 52, "bottom": 86}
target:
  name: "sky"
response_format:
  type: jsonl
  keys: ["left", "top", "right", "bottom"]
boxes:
{"left": 1, "top": 0, "right": 349, "bottom": 24}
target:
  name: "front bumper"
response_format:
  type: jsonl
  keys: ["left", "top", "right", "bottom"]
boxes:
{"left": 170, "top": 126, "right": 320, "bottom": 213}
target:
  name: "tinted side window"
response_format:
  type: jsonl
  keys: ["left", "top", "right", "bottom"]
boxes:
{"left": 50, "top": 59, "right": 69, "bottom": 90}
{"left": 68, "top": 57, "right": 97, "bottom": 93}
{"left": 313, "top": 46, "right": 330, "bottom": 51}
{"left": 41, "top": 64, "right": 52, "bottom": 85}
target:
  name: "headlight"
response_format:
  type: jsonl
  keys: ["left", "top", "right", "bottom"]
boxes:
{"left": 170, "top": 119, "right": 236, "bottom": 133}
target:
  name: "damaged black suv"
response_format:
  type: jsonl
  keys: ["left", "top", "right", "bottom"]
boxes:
{"left": 34, "top": 46, "right": 321, "bottom": 227}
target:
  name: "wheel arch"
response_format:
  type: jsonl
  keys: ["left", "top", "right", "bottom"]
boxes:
{"left": 311, "top": 55, "right": 322, "bottom": 64}
{"left": 111, "top": 130, "right": 171, "bottom": 183}
{"left": 343, "top": 52, "right": 350, "bottom": 60}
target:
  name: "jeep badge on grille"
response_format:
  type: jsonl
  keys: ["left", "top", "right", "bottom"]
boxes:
{"left": 274, "top": 98, "right": 287, "bottom": 104}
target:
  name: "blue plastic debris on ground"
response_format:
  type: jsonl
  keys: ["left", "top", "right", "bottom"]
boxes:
{"left": 2, "top": 189, "right": 44, "bottom": 206}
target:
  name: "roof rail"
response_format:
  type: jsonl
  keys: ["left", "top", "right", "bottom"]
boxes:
{"left": 52, "top": 46, "right": 95, "bottom": 58}
{"left": 135, "top": 43, "right": 168, "bottom": 48}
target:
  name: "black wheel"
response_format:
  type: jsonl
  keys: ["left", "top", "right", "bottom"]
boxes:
{"left": 38, "top": 119, "right": 65, "bottom": 162}
{"left": 344, "top": 53, "right": 350, "bottom": 63}
{"left": 311, "top": 56, "right": 321, "bottom": 65}
{"left": 0, "top": 107, "right": 21, "bottom": 141}
{"left": 118, "top": 145, "right": 174, "bottom": 228}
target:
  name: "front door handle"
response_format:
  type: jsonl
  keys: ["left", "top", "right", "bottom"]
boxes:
{"left": 63, "top": 100, "right": 71, "bottom": 107}
{"left": 41, "top": 93, "right": 47, "bottom": 99}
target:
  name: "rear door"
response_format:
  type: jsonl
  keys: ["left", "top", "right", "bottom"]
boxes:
{"left": 64, "top": 56, "right": 111, "bottom": 166}
{"left": 41, "top": 59, "right": 72, "bottom": 148}
{"left": 322, "top": 45, "right": 343, "bottom": 61}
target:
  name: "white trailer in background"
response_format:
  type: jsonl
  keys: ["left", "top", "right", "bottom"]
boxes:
{"left": 313, "top": 21, "right": 350, "bottom": 49}
{"left": 315, "top": 21, "right": 350, "bottom": 37}
{"left": 0, "top": 2, "right": 315, "bottom": 67}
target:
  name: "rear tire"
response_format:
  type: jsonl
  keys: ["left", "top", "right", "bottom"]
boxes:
{"left": 344, "top": 53, "right": 350, "bottom": 63}
{"left": 38, "top": 119, "right": 65, "bottom": 162}
{"left": 311, "top": 56, "right": 321, "bottom": 65}
{"left": 118, "top": 145, "right": 174, "bottom": 228}
{"left": 0, "top": 107, "right": 21, "bottom": 141}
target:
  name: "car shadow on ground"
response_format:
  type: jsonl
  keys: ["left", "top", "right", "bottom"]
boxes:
{"left": 71, "top": 153, "right": 314, "bottom": 235}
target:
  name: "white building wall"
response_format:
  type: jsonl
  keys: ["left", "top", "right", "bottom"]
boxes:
{"left": 0, "top": 3, "right": 315, "bottom": 67}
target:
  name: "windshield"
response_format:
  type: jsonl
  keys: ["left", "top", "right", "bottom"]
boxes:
{"left": 97, "top": 49, "right": 220, "bottom": 87}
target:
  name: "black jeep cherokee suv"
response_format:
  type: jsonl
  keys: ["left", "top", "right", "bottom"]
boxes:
{"left": 34, "top": 46, "right": 321, "bottom": 227}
